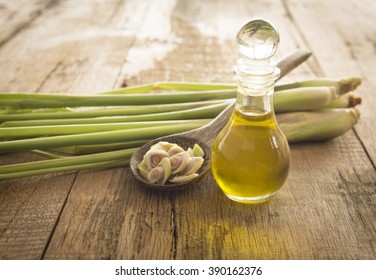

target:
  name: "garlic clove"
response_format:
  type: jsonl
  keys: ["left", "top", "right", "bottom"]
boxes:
{"left": 169, "top": 151, "right": 191, "bottom": 174}
{"left": 181, "top": 157, "right": 204, "bottom": 175}
{"left": 169, "top": 173, "right": 199, "bottom": 183}
{"left": 144, "top": 149, "right": 169, "bottom": 170}
{"left": 168, "top": 145, "right": 185, "bottom": 156}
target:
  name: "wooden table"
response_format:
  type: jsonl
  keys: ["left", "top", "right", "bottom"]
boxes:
{"left": 0, "top": 0, "right": 375, "bottom": 260}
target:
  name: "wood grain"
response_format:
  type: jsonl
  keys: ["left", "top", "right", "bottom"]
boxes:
{"left": 0, "top": 0, "right": 375, "bottom": 260}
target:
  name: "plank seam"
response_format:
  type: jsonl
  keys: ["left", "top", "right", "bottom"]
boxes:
{"left": 352, "top": 128, "right": 376, "bottom": 171}
{"left": 169, "top": 192, "right": 177, "bottom": 260}
{"left": 40, "top": 172, "right": 78, "bottom": 259}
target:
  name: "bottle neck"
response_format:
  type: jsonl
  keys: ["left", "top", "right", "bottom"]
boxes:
{"left": 233, "top": 56, "right": 279, "bottom": 116}
{"left": 235, "top": 88, "right": 274, "bottom": 116}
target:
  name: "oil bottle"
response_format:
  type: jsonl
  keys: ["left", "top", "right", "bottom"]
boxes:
{"left": 211, "top": 19, "right": 290, "bottom": 203}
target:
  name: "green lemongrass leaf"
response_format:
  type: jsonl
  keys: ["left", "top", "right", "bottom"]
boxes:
{"left": 0, "top": 123, "right": 206, "bottom": 153}
{"left": 48, "top": 140, "right": 149, "bottom": 155}
{"left": 0, "top": 159, "right": 129, "bottom": 180}
{"left": 0, "top": 119, "right": 211, "bottom": 138}
{"left": 0, "top": 89, "right": 236, "bottom": 109}
{"left": 153, "top": 82, "right": 236, "bottom": 91}
{"left": 0, "top": 148, "right": 137, "bottom": 174}
{"left": 1, "top": 102, "right": 229, "bottom": 127}
{"left": 0, "top": 100, "right": 225, "bottom": 122}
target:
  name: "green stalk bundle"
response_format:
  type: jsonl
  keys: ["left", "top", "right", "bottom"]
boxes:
{"left": 0, "top": 49, "right": 363, "bottom": 180}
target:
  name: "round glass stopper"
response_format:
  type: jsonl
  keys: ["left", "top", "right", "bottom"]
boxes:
{"left": 236, "top": 19, "right": 279, "bottom": 60}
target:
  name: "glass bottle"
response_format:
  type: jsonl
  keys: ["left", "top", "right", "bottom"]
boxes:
{"left": 211, "top": 19, "right": 290, "bottom": 203}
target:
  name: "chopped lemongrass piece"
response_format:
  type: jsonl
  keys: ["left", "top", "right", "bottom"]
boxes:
{"left": 192, "top": 144, "right": 205, "bottom": 157}
{"left": 137, "top": 141, "right": 205, "bottom": 185}
{"left": 169, "top": 173, "right": 199, "bottom": 183}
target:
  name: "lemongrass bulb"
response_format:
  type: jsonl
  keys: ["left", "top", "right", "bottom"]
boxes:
{"left": 169, "top": 151, "right": 190, "bottom": 174}
{"left": 144, "top": 149, "right": 169, "bottom": 169}
{"left": 181, "top": 157, "right": 204, "bottom": 175}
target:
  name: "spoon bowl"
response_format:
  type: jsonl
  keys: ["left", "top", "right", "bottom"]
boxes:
{"left": 130, "top": 100, "right": 235, "bottom": 191}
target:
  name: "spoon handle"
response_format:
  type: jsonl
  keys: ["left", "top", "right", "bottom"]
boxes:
{"left": 187, "top": 99, "right": 235, "bottom": 146}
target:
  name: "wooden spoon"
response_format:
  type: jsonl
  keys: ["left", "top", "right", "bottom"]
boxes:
{"left": 129, "top": 100, "right": 235, "bottom": 191}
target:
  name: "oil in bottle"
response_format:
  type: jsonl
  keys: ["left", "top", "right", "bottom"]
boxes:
{"left": 211, "top": 19, "right": 290, "bottom": 203}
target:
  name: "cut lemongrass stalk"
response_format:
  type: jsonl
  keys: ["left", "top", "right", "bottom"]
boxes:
{"left": 325, "top": 92, "right": 361, "bottom": 108}
{"left": 0, "top": 159, "right": 129, "bottom": 180}
{"left": 0, "top": 100, "right": 225, "bottom": 122}
{"left": 277, "top": 108, "right": 360, "bottom": 143}
{"left": 273, "top": 86, "right": 338, "bottom": 112}
{"left": 0, "top": 89, "right": 236, "bottom": 109}
{"left": 0, "top": 119, "right": 211, "bottom": 138}
{"left": 0, "top": 123, "right": 206, "bottom": 153}
{"left": 1, "top": 102, "right": 229, "bottom": 127}
{"left": 0, "top": 148, "right": 137, "bottom": 174}
{"left": 275, "top": 77, "right": 362, "bottom": 95}
{"left": 48, "top": 140, "right": 149, "bottom": 155}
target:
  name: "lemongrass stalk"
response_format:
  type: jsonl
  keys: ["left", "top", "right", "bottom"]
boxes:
{"left": 0, "top": 100, "right": 225, "bottom": 122}
{"left": 49, "top": 140, "right": 149, "bottom": 155}
{"left": 325, "top": 92, "right": 361, "bottom": 108}
{"left": 1, "top": 102, "right": 230, "bottom": 127}
{"left": 0, "top": 89, "right": 236, "bottom": 109}
{"left": 0, "top": 119, "right": 211, "bottom": 138}
{"left": 0, "top": 159, "right": 129, "bottom": 180}
{"left": 0, "top": 108, "right": 16, "bottom": 114}
{"left": 0, "top": 122, "right": 207, "bottom": 153}
{"left": 273, "top": 86, "right": 338, "bottom": 112}
{"left": 275, "top": 77, "right": 361, "bottom": 95}
{"left": 0, "top": 148, "right": 137, "bottom": 174}
{"left": 152, "top": 82, "right": 236, "bottom": 91}
{"left": 277, "top": 108, "right": 360, "bottom": 143}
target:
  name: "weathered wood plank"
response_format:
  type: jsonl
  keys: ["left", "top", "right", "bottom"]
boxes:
{"left": 0, "top": 0, "right": 148, "bottom": 259}
{"left": 0, "top": 0, "right": 58, "bottom": 47}
{"left": 0, "top": 174, "right": 75, "bottom": 259}
{"left": 44, "top": 169, "right": 174, "bottom": 259}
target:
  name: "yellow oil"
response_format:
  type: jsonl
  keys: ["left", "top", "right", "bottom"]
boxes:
{"left": 211, "top": 108, "right": 290, "bottom": 203}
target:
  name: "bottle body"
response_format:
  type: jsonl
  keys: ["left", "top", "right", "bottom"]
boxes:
{"left": 211, "top": 93, "right": 290, "bottom": 203}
